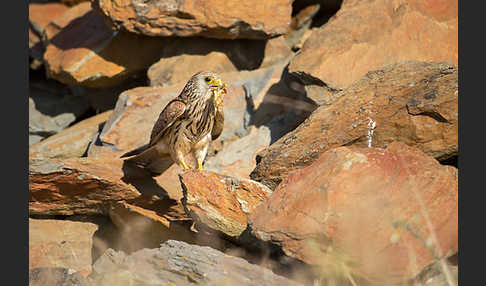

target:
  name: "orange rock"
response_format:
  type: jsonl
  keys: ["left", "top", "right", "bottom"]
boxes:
{"left": 29, "top": 156, "right": 188, "bottom": 219}
{"left": 180, "top": 170, "right": 272, "bottom": 237}
{"left": 251, "top": 61, "right": 458, "bottom": 190}
{"left": 29, "top": 2, "right": 68, "bottom": 62}
{"left": 29, "top": 218, "right": 98, "bottom": 276}
{"left": 92, "top": 0, "right": 293, "bottom": 39}
{"left": 288, "top": 0, "right": 458, "bottom": 93}
{"left": 248, "top": 142, "right": 458, "bottom": 284}
{"left": 29, "top": 110, "right": 112, "bottom": 159}
{"left": 43, "top": 2, "right": 168, "bottom": 88}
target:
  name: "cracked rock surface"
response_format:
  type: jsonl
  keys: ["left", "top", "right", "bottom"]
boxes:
{"left": 248, "top": 142, "right": 458, "bottom": 284}
{"left": 251, "top": 61, "right": 458, "bottom": 190}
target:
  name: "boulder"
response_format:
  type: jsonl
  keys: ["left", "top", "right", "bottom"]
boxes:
{"left": 251, "top": 61, "right": 458, "bottom": 190}
{"left": 29, "top": 218, "right": 98, "bottom": 276}
{"left": 288, "top": 0, "right": 458, "bottom": 101}
{"left": 29, "top": 110, "right": 112, "bottom": 159}
{"left": 89, "top": 240, "right": 303, "bottom": 286}
{"left": 147, "top": 36, "right": 292, "bottom": 87}
{"left": 92, "top": 0, "right": 293, "bottom": 39}
{"left": 248, "top": 142, "right": 458, "bottom": 284}
{"left": 43, "top": 2, "right": 167, "bottom": 88}
{"left": 180, "top": 170, "right": 272, "bottom": 238}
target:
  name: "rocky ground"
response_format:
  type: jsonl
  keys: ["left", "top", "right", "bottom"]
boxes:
{"left": 29, "top": 0, "right": 458, "bottom": 285}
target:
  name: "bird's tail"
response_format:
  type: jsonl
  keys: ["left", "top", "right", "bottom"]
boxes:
{"left": 120, "top": 144, "right": 150, "bottom": 158}
{"left": 124, "top": 146, "right": 174, "bottom": 175}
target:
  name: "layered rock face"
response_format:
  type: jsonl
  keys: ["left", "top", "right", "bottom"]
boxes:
{"left": 92, "top": 0, "right": 293, "bottom": 39}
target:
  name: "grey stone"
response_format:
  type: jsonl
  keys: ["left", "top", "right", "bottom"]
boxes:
{"left": 29, "top": 267, "right": 88, "bottom": 286}
{"left": 90, "top": 240, "right": 303, "bottom": 286}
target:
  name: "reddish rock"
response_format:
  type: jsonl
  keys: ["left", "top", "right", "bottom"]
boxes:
{"left": 29, "top": 2, "right": 69, "bottom": 65}
{"left": 180, "top": 170, "right": 272, "bottom": 237}
{"left": 147, "top": 36, "right": 292, "bottom": 87}
{"left": 29, "top": 157, "right": 188, "bottom": 218}
{"left": 29, "top": 218, "right": 98, "bottom": 276}
{"left": 251, "top": 61, "right": 458, "bottom": 190}
{"left": 288, "top": 0, "right": 458, "bottom": 97}
{"left": 43, "top": 2, "right": 167, "bottom": 88}
{"left": 92, "top": 0, "right": 293, "bottom": 39}
{"left": 29, "top": 110, "right": 112, "bottom": 159}
{"left": 249, "top": 142, "right": 458, "bottom": 284}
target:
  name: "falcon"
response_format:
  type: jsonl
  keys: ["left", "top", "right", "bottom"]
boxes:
{"left": 122, "top": 71, "right": 226, "bottom": 174}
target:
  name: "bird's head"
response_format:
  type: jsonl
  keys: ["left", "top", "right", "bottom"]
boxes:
{"left": 183, "top": 71, "right": 225, "bottom": 102}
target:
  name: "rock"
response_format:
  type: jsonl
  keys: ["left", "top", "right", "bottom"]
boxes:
{"left": 30, "top": 135, "right": 45, "bottom": 146}
{"left": 43, "top": 2, "right": 167, "bottom": 88}
{"left": 90, "top": 240, "right": 303, "bottom": 286}
{"left": 288, "top": 0, "right": 458, "bottom": 99}
{"left": 92, "top": 0, "right": 293, "bottom": 39}
{"left": 107, "top": 201, "right": 195, "bottom": 252}
{"left": 29, "top": 218, "right": 98, "bottom": 276}
{"left": 29, "top": 267, "right": 89, "bottom": 286}
{"left": 29, "top": 2, "right": 69, "bottom": 67}
{"left": 147, "top": 36, "right": 292, "bottom": 87}
{"left": 61, "top": 0, "right": 89, "bottom": 6}
{"left": 284, "top": 4, "right": 320, "bottom": 50}
{"left": 180, "top": 170, "right": 272, "bottom": 238}
{"left": 29, "top": 76, "right": 91, "bottom": 140}
{"left": 251, "top": 61, "right": 458, "bottom": 190}
{"left": 29, "top": 156, "right": 186, "bottom": 217}
{"left": 248, "top": 142, "right": 458, "bottom": 284}
{"left": 29, "top": 110, "right": 112, "bottom": 159}
{"left": 205, "top": 126, "right": 272, "bottom": 178}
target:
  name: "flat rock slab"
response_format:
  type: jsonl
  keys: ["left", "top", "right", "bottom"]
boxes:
{"left": 92, "top": 0, "right": 293, "bottom": 39}
{"left": 29, "top": 218, "right": 98, "bottom": 276}
{"left": 90, "top": 240, "right": 303, "bottom": 286}
{"left": 288, "top": 0, "right": 458, "bottom": 92}
{"left": 29, "top": 157, "right": 187, "bottom": 219}
{"left": 251, "top": 61, "right": 458, "bottom": 190}
{"left": 248, "top": 142, "right": 458, "bottom": 284}
{"left": 180, "top": 170, "right": 272, "bottom": 237}
{"left": 29, "top": 110, "right": 112, "bottom": 159}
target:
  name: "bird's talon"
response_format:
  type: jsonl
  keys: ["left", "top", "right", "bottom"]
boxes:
{"left": 198, "top": 161, "right": 204, "bottom": 170}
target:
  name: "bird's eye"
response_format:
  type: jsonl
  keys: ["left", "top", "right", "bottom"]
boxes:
{"left": 205, "top": 77, "right": 212, "bottom": 83}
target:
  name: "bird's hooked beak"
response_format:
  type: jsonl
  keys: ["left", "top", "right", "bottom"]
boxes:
{"left": 209, "top": 78, "right": 223, "bottom": 90}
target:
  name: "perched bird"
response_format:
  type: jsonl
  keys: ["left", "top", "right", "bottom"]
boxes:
{"left": 121, "top": 71, "right": 226, "bottom": 175}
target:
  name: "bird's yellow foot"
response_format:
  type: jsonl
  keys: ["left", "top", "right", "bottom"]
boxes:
{"left": 198, "top": 160, "right": 204, "bottom": 170}
{"left": 181, "top": 160, "right": 192, "bottom": 170}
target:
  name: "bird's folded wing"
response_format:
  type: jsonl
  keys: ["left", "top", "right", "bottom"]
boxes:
{"left": 149, "top": 99, "right": 186, "bottom": 147}
{"left": 211, "top": 109, "right": 224, "bottom": 140}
